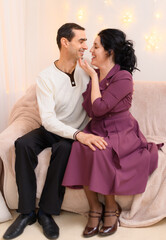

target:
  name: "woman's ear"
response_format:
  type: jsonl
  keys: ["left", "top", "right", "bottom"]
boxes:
{"left": 108, "top": 49, "right": 114, "bottom": 56}
{"left": 110, "top": 50, "right": 115, "bottom": 62}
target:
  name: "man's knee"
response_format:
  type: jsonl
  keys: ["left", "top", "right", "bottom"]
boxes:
{"left": 15, "top": 128, "right": 42, "bottom": 150}
{"left": 52, "top": 140, "right": 73, "bottom": 153}
{"left": 15, "top": 136, "right": 27, "bottom": 149}
{"left": 51, "top": 140, "right": 73, "bottom": 165}
{"left": 15, "top": 133, "right": 32, "bottom": 150}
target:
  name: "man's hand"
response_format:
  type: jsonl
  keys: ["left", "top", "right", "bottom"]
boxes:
{"left": 76, "top": 132, "right": 108, "bottom": 151}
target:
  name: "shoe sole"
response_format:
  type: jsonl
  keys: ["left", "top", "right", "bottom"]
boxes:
{"left": 37, "top": 218, "right": 59, "bottom": 239}
{"left": 3, "top": 217, "right": 36, "bottom": 239}
{"left": 98, "top": 229, "right": 117, "bottom": 236}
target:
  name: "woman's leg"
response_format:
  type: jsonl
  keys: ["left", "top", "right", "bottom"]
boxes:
{"left": 83, "top": 186, "right": 103, "bottom": 237}
{"left": 84, "top": 186, "right": 103, "bottom": 228}
{"left": 99, "top": 194, "right": 121, "bottom": 236}
{"left": 104, "top": 195, "right": 119, "bottom": 226}
{"left": 83, "top": 185, "right": 104, "bottom": 238}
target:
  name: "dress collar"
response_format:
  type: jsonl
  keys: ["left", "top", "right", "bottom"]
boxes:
{"left": 97, "top": 64, "right": 120, "bottom": 90}
{"left": 105, "top": 64, "right": 120, "bottom": 80}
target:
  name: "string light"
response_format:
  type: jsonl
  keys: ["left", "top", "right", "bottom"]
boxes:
{"left": 155, "top": 12, "right": 161, "bottom": 19}
{"left": 63, "top": 2, "right": 70, "bottom": 11}
{"left": 104, "top": 0, "right": 112, "bottom": 6}
{"left": 145, "top": 31, "right": 161, "bottom": 50}
{"left": 122, "top": 11, "right": 133, "bottom": 23}
{"left": 97, "top": 15, "right": 104, "bottom": 23}
{"left": 77, "top": 8, "right": 85, "bottom": 20}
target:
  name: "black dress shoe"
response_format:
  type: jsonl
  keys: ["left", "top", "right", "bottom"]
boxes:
{"left": 37, "top": 212, "right": 59, "bottom": 239}
{"left": 3, "top": 212, "right": 36, "bottom": 239}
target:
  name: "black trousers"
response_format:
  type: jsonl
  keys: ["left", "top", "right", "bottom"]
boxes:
{"left": 15, "top": 126, "right": 73, "bottom": 215}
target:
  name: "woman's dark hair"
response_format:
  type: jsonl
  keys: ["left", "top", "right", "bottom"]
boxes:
{"left": 56, "top": 23, "right": 85, "bottom": 49}
{"left": 98, "top": 29, "right": 139, "bottom": 74}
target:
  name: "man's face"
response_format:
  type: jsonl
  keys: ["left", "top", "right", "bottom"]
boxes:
{"left": 67, "top": 29, "right": 88, "bottom": 60}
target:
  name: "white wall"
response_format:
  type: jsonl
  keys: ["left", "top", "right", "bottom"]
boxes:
{"left": 26, "top": 0, "right": 166, "bottom": 85}
{"left": 0, "top": 0, "right": 166, "bottom": 132}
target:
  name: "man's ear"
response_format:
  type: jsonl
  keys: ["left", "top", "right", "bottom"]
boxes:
{"left": 61, "top": 37, "right": 69, "bottom": 48}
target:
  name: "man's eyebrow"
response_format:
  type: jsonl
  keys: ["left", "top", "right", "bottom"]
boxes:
{"left": 79, "top": 38, "right": 87, "bottom": 41}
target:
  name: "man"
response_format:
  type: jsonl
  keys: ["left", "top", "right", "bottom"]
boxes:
{"left": 3, "top": 23, "right": 107, "bottom": 240}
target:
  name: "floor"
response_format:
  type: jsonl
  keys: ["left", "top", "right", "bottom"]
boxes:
{"left": 0, "top": 210, "right": 166, "bottom": 240}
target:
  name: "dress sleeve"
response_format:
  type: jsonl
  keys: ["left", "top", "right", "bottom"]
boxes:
{"left": 91, "top": 71, "right": 133, "bottom": 117}
{"left": 82, "top": 81, "right": 93, "bottom": 117}
{"left": 36, "top": 76, "right": 77, "bottom": 139}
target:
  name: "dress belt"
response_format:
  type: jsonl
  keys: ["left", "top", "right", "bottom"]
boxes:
{"left": 107, "top": 110, "right": 130, "bottom": 118}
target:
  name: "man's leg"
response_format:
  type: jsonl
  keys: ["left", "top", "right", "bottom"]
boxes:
{"left": 15, "top": 127, "right": 53, "bottom": 213}
{"left": 3, "top": 126, "right": 54, "bottom": 239}
{"left": 39, "top": 138, "right": 73, "bottom": 214}
{"left": 37, "top": 138, "right": 73, "bottom": 239}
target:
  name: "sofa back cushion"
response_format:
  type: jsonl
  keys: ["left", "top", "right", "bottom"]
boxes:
{"left": 9, "top": 84, "right": 41, "bottom": 129}
{"left": 130, "top": 81, "right": 166, "bottom": 139}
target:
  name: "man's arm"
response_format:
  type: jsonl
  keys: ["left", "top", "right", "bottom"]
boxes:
{"left": 36, "top": 75, "right": 107, "bottom": 150}
{"left": 36, "top": 76, "right": 78, "bottom": 139}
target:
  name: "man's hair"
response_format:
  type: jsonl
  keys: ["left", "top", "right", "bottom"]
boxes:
{"left": 56, "top": 23, "right": 85, "bottom": 49}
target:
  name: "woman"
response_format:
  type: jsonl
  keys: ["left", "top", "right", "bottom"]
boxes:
{"left": 62, "top": 29, "right": 162, "bottom": 237}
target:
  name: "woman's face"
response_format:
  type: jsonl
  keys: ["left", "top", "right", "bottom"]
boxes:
{"left": 90, "top": 35, "right": 109, "bottom": 68}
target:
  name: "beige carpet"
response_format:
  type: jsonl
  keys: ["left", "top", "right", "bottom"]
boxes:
{"left": 0, "top": 210, "right": 166, "bottom": 240}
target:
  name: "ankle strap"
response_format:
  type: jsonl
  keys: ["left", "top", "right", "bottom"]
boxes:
{"left": 89, "top": 209, "right": 103, "bottom": 218}
{"left": 89, "top": 210, "right": 102, "bottom": 215}
{"left": 89, "top": 214, "right": 102, "bottom": 218}
{"left": 104, "top": 210, "right": 120, "bottom": 217}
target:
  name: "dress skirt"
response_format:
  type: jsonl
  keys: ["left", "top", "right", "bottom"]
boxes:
{"left": 62, "top": 111, "right": 162, "bottom": 195}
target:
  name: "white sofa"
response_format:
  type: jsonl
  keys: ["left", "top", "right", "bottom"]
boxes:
{"left": 0, "top": 81, "right": 166, "bottom": 226}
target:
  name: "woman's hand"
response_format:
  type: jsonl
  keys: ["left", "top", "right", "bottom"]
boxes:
{"left": 79, "top": 58, "right": 101, "bottom": 105}
{"left": 78, "top": 58, "right": 97, "bottom": 79}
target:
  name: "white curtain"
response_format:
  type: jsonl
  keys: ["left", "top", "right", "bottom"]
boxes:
{"left": 0, "top": 0, "right": 26, "bottom": 132}
{"left": 0, "top": 0, "right": 62, "bottom": 133}
{"left": 0, "top": 0, "right": 165, "bottom": 132}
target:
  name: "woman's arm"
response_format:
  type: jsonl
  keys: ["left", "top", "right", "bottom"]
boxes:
{"left": 79, "top": 58, "right": 133, "bottom": 117}
{"left": 78, "top": 58, "right": 101, "bottom": 104}
{"left": 91, "top": 72, "right": 133, "bottom": 117}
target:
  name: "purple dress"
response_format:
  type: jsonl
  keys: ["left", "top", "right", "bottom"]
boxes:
{"left": 62, "top": 64, "right": 162, "bottom": 195}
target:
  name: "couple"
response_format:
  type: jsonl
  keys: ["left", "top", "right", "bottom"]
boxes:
{"left": 3, "top": 22, "right": 161, "bottom": 239}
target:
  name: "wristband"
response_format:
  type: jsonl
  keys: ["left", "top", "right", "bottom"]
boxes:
{"left": 73, "top": 130, "right": 81, "bottom": 140}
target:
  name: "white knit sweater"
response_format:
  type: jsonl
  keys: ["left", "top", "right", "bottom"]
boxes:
{"left": 36, "top": 63, "right": 90, "bottom": 139}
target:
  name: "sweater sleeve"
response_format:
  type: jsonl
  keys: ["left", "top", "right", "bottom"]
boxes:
{"left": 36, "top": 76, "right": 77, "bottom": 139}
{"left": 92, "top": 71, "right": 133, "bottom": 117}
